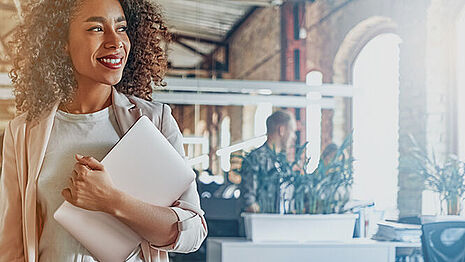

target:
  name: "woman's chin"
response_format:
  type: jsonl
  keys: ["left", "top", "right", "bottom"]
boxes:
{"left": 98, "top": 75, "right": 123, "bottom": 87}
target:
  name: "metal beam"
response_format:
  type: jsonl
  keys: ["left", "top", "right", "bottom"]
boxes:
{"left": 0, "top": 73, "right": 12, "bottom": 86}
{"left": 171, "top": 29, "right": 223, "bottom": 42}
{"left": 164, "top": 77, "right": 355, "bottom": 97}
{"left": 174, "top": 33, "right": 225, "bottom": 46}
{"left": 0, "top": 88, "right": 13, "bottom": 100}
{"left": 174, "top": 40, "right": 209, "bottom": 57}
{"left": 168, "top": 66, "right": 199, "bottom": 71}
{"left": 152, "top": 92, "right": 335, "bottom": 109}
{"left": 0, "top": 73, "right": 355, "bottom": 97}
{"left": 224, "top": 7, "right": 258, "bottom": 42}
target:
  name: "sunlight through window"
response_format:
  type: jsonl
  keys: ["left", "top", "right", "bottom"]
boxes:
{"left": 352, "top": 33, "right": 402, "bottom": 220}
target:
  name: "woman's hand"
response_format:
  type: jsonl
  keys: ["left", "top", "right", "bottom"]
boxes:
{"left": 62, "top": 154, "right": 120, "bottom": 213}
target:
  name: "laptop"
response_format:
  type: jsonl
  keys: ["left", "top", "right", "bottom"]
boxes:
{"left": 54, "top": 115, "right": 195, "bottom": 262}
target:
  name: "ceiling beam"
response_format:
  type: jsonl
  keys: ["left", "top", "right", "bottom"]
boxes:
{"left": 152, "top": 92, "right": 335, "bottom": 109}
{"left": 174, "top": 39, "right": 209, "bottom": 57}
{"left": 174, "top": 33, "right": 226, "bottom": 46}
{"left": 224, "top": 7, "right": 258, "bottom": 42}
{"left": 168, "top": 66, "right": 200, "bottom": 71}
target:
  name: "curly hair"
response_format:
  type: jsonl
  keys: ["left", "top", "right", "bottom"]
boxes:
{"left": 9, "top": 0, "right": 171, "bottom": 121}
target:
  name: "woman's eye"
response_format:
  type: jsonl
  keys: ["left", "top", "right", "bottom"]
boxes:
{"left": 88, "top": 26, "right": 103, "bottom": 32}
{"left": 117, "top": 26, "right": 128, "bottom": 32}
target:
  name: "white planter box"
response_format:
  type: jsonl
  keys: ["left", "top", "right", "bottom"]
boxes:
{"left": 242, "top": 213, "right": 357, "bottom": 242}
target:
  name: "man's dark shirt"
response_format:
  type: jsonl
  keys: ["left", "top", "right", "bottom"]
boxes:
{"left": 239, "top": 143, "right": 291, "bottom": 210}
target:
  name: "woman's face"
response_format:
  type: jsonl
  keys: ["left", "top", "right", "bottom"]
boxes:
{"left": 66, "top": 0, "right": 130, "bottom": 87}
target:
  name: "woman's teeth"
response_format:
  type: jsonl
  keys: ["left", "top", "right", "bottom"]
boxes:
{"left": 101, "top": 58, "right": 121, "bottom": 64}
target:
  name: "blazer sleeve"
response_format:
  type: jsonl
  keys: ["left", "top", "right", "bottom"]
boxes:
{"left": 0, "top": 122, "right": 25, "bottom": 261}
{"left": 149, "top": 104, "right": 207, "bottom": 253}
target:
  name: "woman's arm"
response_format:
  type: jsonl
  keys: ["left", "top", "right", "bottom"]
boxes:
{"left": 62, "top": 104, "right": 207, "bottom": 252}
{"left": 110, "top": 189, "right": 179, "bottom": 246}
{"left": 0, "top": 123, "right": 25, "bottom": 261}
{"left": 62, "top": 155, "right": 179, "bottom": 247}
{"left": 63, "top": 154, "right": 207, "bottom": 251}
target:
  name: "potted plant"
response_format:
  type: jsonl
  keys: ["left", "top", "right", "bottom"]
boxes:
{"left": 408, "top": 136, "right": 465, "bottom": 215}
{"left": 235, "top": 134, "right": 357, "bottom": 242}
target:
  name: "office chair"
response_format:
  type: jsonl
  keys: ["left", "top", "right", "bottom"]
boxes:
{"left": 421, "top": 221, "right": 465, "bottom": 262}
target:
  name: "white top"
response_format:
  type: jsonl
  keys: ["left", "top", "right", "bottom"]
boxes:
{"left": 37, "top": 107, "right": 142, "bottom": 262}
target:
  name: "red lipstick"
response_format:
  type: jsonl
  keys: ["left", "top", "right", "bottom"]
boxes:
{"left": 97, "top": 54, "right": 123, "bottom": 69}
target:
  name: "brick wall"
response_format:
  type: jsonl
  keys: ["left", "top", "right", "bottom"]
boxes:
{"left": 229, "top": 7, "right": 282, "bottom": 81}
{"left": 303, "top": 0, "right": 432, "bottom": 217}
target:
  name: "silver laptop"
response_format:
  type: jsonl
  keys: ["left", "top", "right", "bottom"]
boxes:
{"left": 54, "top": 115, "right": 195, "bottom": 262}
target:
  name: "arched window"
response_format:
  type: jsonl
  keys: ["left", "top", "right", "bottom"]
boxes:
{"left": 351, "top": 33, "right": 402, "bottom": 220}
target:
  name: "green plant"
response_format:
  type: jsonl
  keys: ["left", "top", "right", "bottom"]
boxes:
{"left": 408, "top": 135, "right": 465, "bottom": 215}
{"left": 236, "top": 133, "right": 354, "bottom": 214}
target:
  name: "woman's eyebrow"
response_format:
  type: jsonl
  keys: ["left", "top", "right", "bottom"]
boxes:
{"left": 85, "top": 16, "right": 106, "bottom": 23}
{"left": 84, "top": 16, "right": 126, "bottom": 23}
{"left": 115, "top": 16, "right": 126, "bottom": 23}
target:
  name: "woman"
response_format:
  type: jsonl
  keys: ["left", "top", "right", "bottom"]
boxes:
{"left": 0, "top": 0, "right": 207, "bottom": 261}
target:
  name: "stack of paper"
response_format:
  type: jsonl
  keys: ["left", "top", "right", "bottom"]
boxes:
{"left": 372, "top": 221, "right": 422, "bottom": 242}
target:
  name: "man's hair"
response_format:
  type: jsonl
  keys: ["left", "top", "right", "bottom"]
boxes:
{"left": 266, "top": 110, "right": 293, "bottom": 135}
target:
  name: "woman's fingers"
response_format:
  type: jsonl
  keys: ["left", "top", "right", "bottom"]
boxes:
{"left": 61, "top": 188, "right": 72, "bottom": 202}
{"left": 74, "top": 162, "right": 90, "bottom": 177}
{"left": 75, "top": 154, "right": 104, "bottom": 171}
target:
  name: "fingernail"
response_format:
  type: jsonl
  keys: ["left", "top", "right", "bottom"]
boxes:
{"left": 76, "top": 154, "right": 83, "bottom": 159}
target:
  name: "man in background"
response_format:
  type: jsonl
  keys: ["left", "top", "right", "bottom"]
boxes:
{"left": 239, "top": 110, "right": 297, "bottom": 213}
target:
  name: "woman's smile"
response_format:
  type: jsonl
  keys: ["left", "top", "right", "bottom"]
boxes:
{"left": 97, "top": 54, "right": 124, "bottom": 69}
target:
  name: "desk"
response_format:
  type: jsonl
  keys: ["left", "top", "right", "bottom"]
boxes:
{"left": 207, "top": 238, "right": 421, "bottom": 262}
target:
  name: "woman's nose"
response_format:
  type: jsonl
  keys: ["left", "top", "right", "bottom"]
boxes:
{"left": 104, "top": 40, "right": 123, "bottom": 49}
{"left": 104, "top": 31, "right": 123, "bottom": 49}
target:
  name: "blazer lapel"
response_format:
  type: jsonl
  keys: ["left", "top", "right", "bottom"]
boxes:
{"left": 27, "top": 104, "right": 59, "bottom": 182}
{"left": 111, "top": 86, "right": 142, "bottom": 135}
{"left": 24, "top": 103, "right": 57, "bottom": 262}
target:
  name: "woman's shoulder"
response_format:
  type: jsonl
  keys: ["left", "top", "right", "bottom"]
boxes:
{"left": 125, "top": 94, "right": 170, "bottom": 117}
{"left": 1, "top": 112, "right": 29, "bottom": 143}
{"left": 127, "top": 95, "right": 166, "bottom": 113}
{"left": 7, "top": 112, "right": 28, "bottom": 131}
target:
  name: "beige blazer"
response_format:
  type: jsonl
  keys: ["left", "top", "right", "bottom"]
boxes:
{"left": 0, "top": 87, "right": 207, "bottom": 262}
